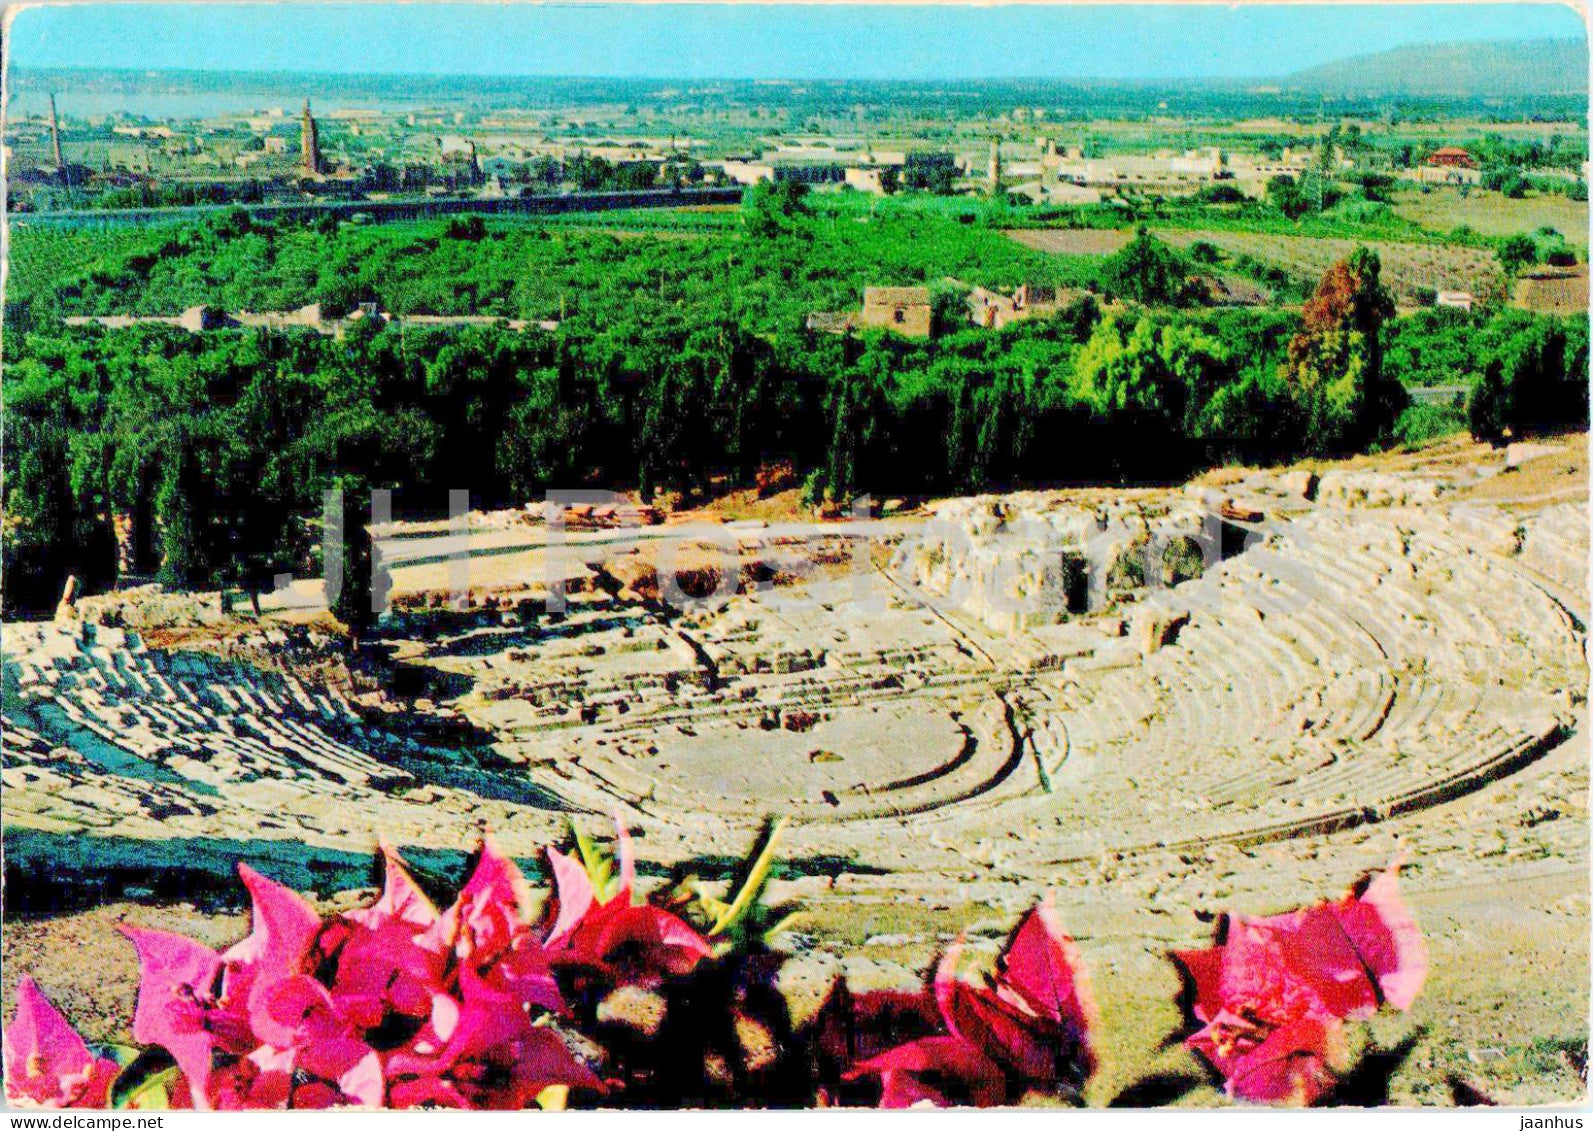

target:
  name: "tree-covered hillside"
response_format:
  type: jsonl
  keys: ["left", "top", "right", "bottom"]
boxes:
{"left": 3, "top": 197, "right": 1585, "bottom": 619}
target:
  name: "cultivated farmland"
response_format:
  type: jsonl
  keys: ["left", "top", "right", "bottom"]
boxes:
{"left": 1003, "top": 227, "right": 1136, "bottom": 255}
{"left": 1157, "top": 228, "right": 1506, "bottom": 301}
{"left": 1004, "top": 221, "right": 1508, "bottom": 302}
{"left": 1392, "top": 188, "right": 1590, "bottom": 249}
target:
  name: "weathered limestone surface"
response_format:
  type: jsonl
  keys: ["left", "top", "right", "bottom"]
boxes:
{"left": 891, "top": 493, "right": 1209, "bottom": 633}
{"left": 3, "top": 442, "right": 1587, "bottom": 929}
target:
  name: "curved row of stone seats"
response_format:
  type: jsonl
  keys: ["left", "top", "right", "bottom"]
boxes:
{"left": 866, "top": 500, "right": 1584, "bottom": 873}
{"left": 1422, "top": 513, "right": 1588, "bottom": 668}
{"left": 2, "top": 720, "right": 223, "bottom": 831}
{"left": 998, "top": 698, "right": 1565, "bottom": 873}
{"left": 1060, "top": 601, "right": 1342, "bottom": 767}
{"left": 6, "top": 624, "right": 411, "bottom": 793}
{"left": 1333, "top": 516, "right": 1573, "bottom": 643}
{"left": 1504, "top": 502, "right": 1588, "bottom": 600}
{"left": 995, "top": 731, "right": 1584, "bottom": 917}
{"left": 7, "top": 630, "right": 584, "bottom": 871}
{"left": 1264, "top": 523, "right": 1562, "bottom": 693}
{"left": 1375, "top": 717, "right": 1569, "bottom": 817}
{"left": 1374, "top": 670, "right": 1478, "bottom": 744}
{"left": 1389, "top": 736, "right": 1585, "bottom": 853}
{"left": 8, "top": 480, "right": 1579, "bottom": 894}
{"left": 1185, "top": 611, "right": 1357, "bottom": 751}
{"left": 996, "top": 721, "right": 1557, "bottom": 868}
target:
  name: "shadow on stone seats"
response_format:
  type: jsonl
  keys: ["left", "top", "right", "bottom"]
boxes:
{"left": 2, "top": 829, "right": 468, "bottom": 919}
{"left": 0, "top": 831, "right": 866, "bottom": 921}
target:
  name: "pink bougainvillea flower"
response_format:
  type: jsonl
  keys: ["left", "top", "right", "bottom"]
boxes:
{"left": 223, "top": 865, "right": 323, "bottom": 974}
{"left": 844, "top": 898, "right": 1096, "bottom": 1108}
{"left": 387, "top": 970, "right": 601, "bottom": 1110}
{"left": 1174, "top": 863, "right": 1427, "bottom": 1105}
{"left": 999, "top": 896, "right": 1099, "bottom": 1044}
{"left": 934, "top": 946, "right": 1052, "bottom": 1092}
{"left": 935, "top": 897, "right": 1098, "bottom": 1095}
{"left": 121, "top": 868, "right": 323, "bottom": 1108}
{"left": 875, "top": 1070, "right": 947, "bottom": 1110}
{"left": 851, "top": 1035, "right": 1005, "bottom": 1109}
{"left": 809, "top": 981, "right": 944, "bottom": 1106}
{"left": 481, "top": 934, "right": 565, "bottom": 1016}
{"left": 569, "top": 902, "right": 714, "bottom": 987}
{"left": 394, "top": 993, "right": 462, "bottom": 1064}
{"left": 1187, "top": 1013, "right": 1345, "bottom": 1106}
{"left": 330, "top": 922, "right": 449, "bottom": 1030}
{"left": 345, "top": 842, "right": 439, "bottom": 934}
{"left": 542, "top": 848, "right": 595, "bottom": 951}
{"left": 422, "top": 835, "right": 535, "bottom": 967}
{"left": 281, "top": 1034, "right": 386, "bottom": 1108}
{"left": 1318, "top": 865, "right": 1428, "bottom": 1012}
{"left": 2, "top": 977, "right": 118, "bottom": 1109}
{"left": 1178, "top": 863, "right": 1426, "bottom": 1030}
{"left": 386, "top": 1073, "right": 470, "bottom": 1110}
{"left": 542, "top": 818, "right": 712, "bottom": 988}
{"left": 544, "top": 813, "right": 635, "bottom": 939}
{"left": 221, "top": 865, "right": 324, "bottom": 1050}
{"left": 321, "top": 844, "right": 453, "bottom": 1030}
{"left": 216, "top": 1036, "right": 384, "bottom": 1110}
{"left": 254, "top": 973, "right": 364, "bottom": 1052}
{"left": 210, "top": 976, "right": 380, "bottom": 1110}
{"left": 209, "top": 1045, "right": 292, "bottom": 1110}
{"left": 119, "top": 925, "right": 238, "bottom": 1108}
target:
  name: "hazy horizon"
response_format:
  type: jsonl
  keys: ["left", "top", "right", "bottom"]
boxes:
{"left": 6, "top": 3, "right": 1584, "bottom": 83}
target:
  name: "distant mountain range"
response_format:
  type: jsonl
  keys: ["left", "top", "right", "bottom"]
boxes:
{"left": 9, "top": 36, "right": 1588, "bottom": 117}
{"left": 1283, "top": 37, "right": 1588, "bottom": 98}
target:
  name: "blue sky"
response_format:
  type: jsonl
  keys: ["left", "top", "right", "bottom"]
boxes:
{"left": 7, "top": 3, "right": 1585, "bottom": 81}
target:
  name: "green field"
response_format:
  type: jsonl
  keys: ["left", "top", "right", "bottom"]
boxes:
{"left": 1391, "top": 187, "right": 1590, "bottom": 249}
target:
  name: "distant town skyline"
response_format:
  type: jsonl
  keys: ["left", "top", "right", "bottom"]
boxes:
{"left": 7, "top": 3, "right": 1584, "bottom": 82}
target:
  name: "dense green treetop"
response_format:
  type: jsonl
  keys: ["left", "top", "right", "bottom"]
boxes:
{"left": 2, "top": 200, "right": 1584, "bottom": 622}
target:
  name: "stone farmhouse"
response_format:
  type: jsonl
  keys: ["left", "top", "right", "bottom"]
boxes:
{"left": 860, "top": 286, "right": 934, "bottom": 337}
{"left": 805, "top": 286, "right": 937, "bottom": 339}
